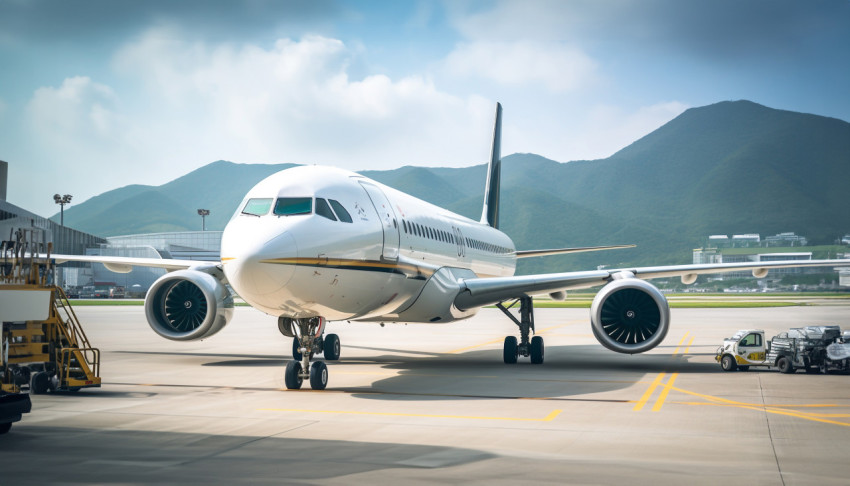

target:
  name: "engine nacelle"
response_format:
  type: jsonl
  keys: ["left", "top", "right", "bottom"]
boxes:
{"left": 590, "top": 277, "right": 670, "bottom": 354}
{"left": 144, "top": 268, "right": 234, "bottom": 341}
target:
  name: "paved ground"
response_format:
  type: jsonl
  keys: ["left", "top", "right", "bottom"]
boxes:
{"left": 3, "top": 303, "right": 850, "bottom": 485}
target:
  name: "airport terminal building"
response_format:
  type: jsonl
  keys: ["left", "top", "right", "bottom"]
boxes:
{"left": 2, "top": 159, "right": 220, "bottom": 293}
{"left": 1, "top": 161, "right": 107, "bottom": 280}
{"left": 86, "top": 231, "right": 222, "bottom": 292}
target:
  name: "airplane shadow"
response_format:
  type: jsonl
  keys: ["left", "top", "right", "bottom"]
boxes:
{"left": 114, "top": 344, "right": 721, "bottom": 402}
{"left": 341, "top": 344, "right": 719, "bottom": 402}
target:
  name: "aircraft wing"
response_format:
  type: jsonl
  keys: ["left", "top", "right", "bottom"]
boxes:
{"left": 515, "top": 244, "right": 635, "bottom": 258}
{"left": 454, "top": 259, "right": 850, "bottom": 310}
{"left": 44, "top": 254, "right": 207, "bottom": 273}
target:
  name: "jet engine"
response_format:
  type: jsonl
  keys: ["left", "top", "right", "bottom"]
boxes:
{"left": 590, "top": 276, "right": 670, "bottom": 354}
{"left": 144, "top": 268, "right": 234, "bottom": 341}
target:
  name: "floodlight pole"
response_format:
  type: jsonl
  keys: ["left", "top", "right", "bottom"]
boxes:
{"left": 53, "top": 193, "right": 72, "bottom": 227}
{"left": 197, "top": 209, "right": 210, "bottom": 231}
{"left": 53, "top": 193, "right": 72, "bottom": 287}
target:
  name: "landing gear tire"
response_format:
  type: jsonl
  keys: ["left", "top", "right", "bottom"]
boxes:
{"left": 310, "top": 361, "right": 329, "bottom": 390}
{"left": 324, "top": 334, "right": 341, "bottom": 361}
{"left": 530, "top": 335, "right": 544, "bottom": 364}
{"left": 284, "top": 360, "right": 303, "bottom": 390}
{"left": 777, "top": 356, "right": 795, "bottom": 374}
{"left": 720, "top": 355, "right": 737, "bottom": 372}
{"left": 30, "top": 371, "right": 50, "bottom": 394}
{"left": 0, "top": 423, "right": 11, "bottom": 435}
{"left": 503, "top": 336, "right": 518, "bottom": 364}
{"left": 292, "top": 338, "right": 301, "bottom": 360}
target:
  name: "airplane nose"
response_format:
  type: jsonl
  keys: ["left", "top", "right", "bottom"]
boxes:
{"left": 226, "top": 231, "right": 297, "bottom": 297}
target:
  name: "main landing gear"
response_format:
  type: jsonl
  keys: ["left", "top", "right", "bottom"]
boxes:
{"left": 278, "top": 316, "right": 341, "bottom": 390}
{"left": 497, "top": 296, "right": 544, "bottom": 364}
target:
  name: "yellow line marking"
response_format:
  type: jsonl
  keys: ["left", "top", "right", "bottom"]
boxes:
{"left": 633, "top": 372, "right": 666, "bottom": 411}
{"left": 666, "top": 385, "right": 850, "bottom": 427}
{"left": 629, "top": 329, "right": 850, "bottom": 426}
{"left": 635, "top": 332, "right": 691, "bottom": 412}
{"left": 736, "top": 405, "right": 850, "bottom": 428}
{"left": 258, "top": 408, "right": 563, "bottom": 422}
{"left": 651, "top": 373, "right": 679, "bottom": 412}
{"left": 672, "top": 332, "right": 689, "bottom": 355}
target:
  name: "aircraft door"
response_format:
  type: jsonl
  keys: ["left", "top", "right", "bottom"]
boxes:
{"left": 359, "top": 182, "right": 400, "bottom": 262}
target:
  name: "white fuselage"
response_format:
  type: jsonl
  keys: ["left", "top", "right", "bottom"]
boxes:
{"left": 220, "top": 166, "right": 516, "bottom": 323}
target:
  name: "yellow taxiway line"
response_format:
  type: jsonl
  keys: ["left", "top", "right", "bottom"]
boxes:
{"left": 634, "top": 332, "right": 693, "bottom": 412}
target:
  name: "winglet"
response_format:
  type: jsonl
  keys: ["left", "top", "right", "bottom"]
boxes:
{"left": 480, "top": 102, "right": 502, "bottom": 229}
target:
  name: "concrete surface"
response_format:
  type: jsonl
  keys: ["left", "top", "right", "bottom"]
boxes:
{"left": 2, "top": 303, "right": 850, "bottom": 485}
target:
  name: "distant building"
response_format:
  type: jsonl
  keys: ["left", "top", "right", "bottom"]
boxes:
{"left": 704, "top": 234, "right": 761, "bottom": 248}
{"left": 693, "top": 247, "right": 721, "bottom": 264}
{"left": 708, "top": 235, "right": 729, "bottom": 247}
{"left": 1, "top": 161, "right": 106, "bottom": 255}
{"left": 731, "top": 234, "right": 761, "bottom": 247}
{"left": 765, "top": 232, "right": 807, "bottom": 247}
{"left": 692, "top": 239, "right": 829, "bottom": 281}
{"left": 88, "top": 231, "right": 222, "bottom": 291}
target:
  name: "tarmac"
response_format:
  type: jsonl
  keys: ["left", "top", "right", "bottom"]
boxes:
{"left": 2, "top": 302, "right": 850, "bottom": 485}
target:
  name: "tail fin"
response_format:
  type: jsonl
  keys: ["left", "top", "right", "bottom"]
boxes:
{"left": 480, "top": 102, "right": 502, "bottom": 229}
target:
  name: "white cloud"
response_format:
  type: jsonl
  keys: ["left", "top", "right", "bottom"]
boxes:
{"left": 109, "top": 29, "right": 495, "bottom": 170}
{"left": 444, "top": 41, "right": 597, "bottom": 93}
{"left": 26, "top": 76, "right": 122, "bottom": 138}
{"left": 14, "top": 30, "right": 501, "bottom": 215}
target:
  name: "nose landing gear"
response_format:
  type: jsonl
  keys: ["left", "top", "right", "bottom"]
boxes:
{"left": 279, "top": 316, "right": 340, "bottom": 390}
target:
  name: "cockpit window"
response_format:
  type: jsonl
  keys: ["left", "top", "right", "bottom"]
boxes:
{"left": 329, "top": 200, "right": 353, "bottom": 223}
{"left": 274, "top": 197, "right": 312, "bottom": 216}
{"left": 315, "top": 198, "right": 337, "bottom": 221}
{"left": 242, "top": 198, "right": 273, "bottom": 216}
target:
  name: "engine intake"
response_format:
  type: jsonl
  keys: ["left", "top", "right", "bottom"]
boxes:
{"left": 144, "top": 268, "right": 234, "bottom": 341}
{"left": 590, "top": 278, "right": 670, "bottom": 354}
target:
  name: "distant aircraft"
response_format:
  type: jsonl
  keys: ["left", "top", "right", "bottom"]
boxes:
{"left": 50, "top": 104, "right": 850, "bottom": 390}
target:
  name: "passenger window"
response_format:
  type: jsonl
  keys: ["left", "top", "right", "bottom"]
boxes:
{"left": 329, "top": 200, "right": 353, "bottom": 223}
{"left": 242, "top": 198, "right": 273, "bottom": 216}
{"left": 274, "top": 197, "right": 312, "bottom": 216}
{"left": 315, "top": 198, "right": 337, "bottom": 221}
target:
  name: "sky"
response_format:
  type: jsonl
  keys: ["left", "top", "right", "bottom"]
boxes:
{"left": 1, "top": 0, "right": 848, "bottom": 217}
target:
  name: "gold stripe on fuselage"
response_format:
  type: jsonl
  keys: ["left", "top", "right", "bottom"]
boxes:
{"left": 258, "top": 257, "right": 436, "bottom": 278}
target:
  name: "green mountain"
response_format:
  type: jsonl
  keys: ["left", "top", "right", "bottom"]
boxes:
{"left": 57, "top": 161, "right": 295, "bottom": 236}
{"left": 55, "top": 101, "right": 850, "bottom": 274}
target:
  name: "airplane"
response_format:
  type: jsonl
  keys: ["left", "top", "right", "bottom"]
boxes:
{"left": 47, "top": 103, "right": 850, "bottom": 390}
